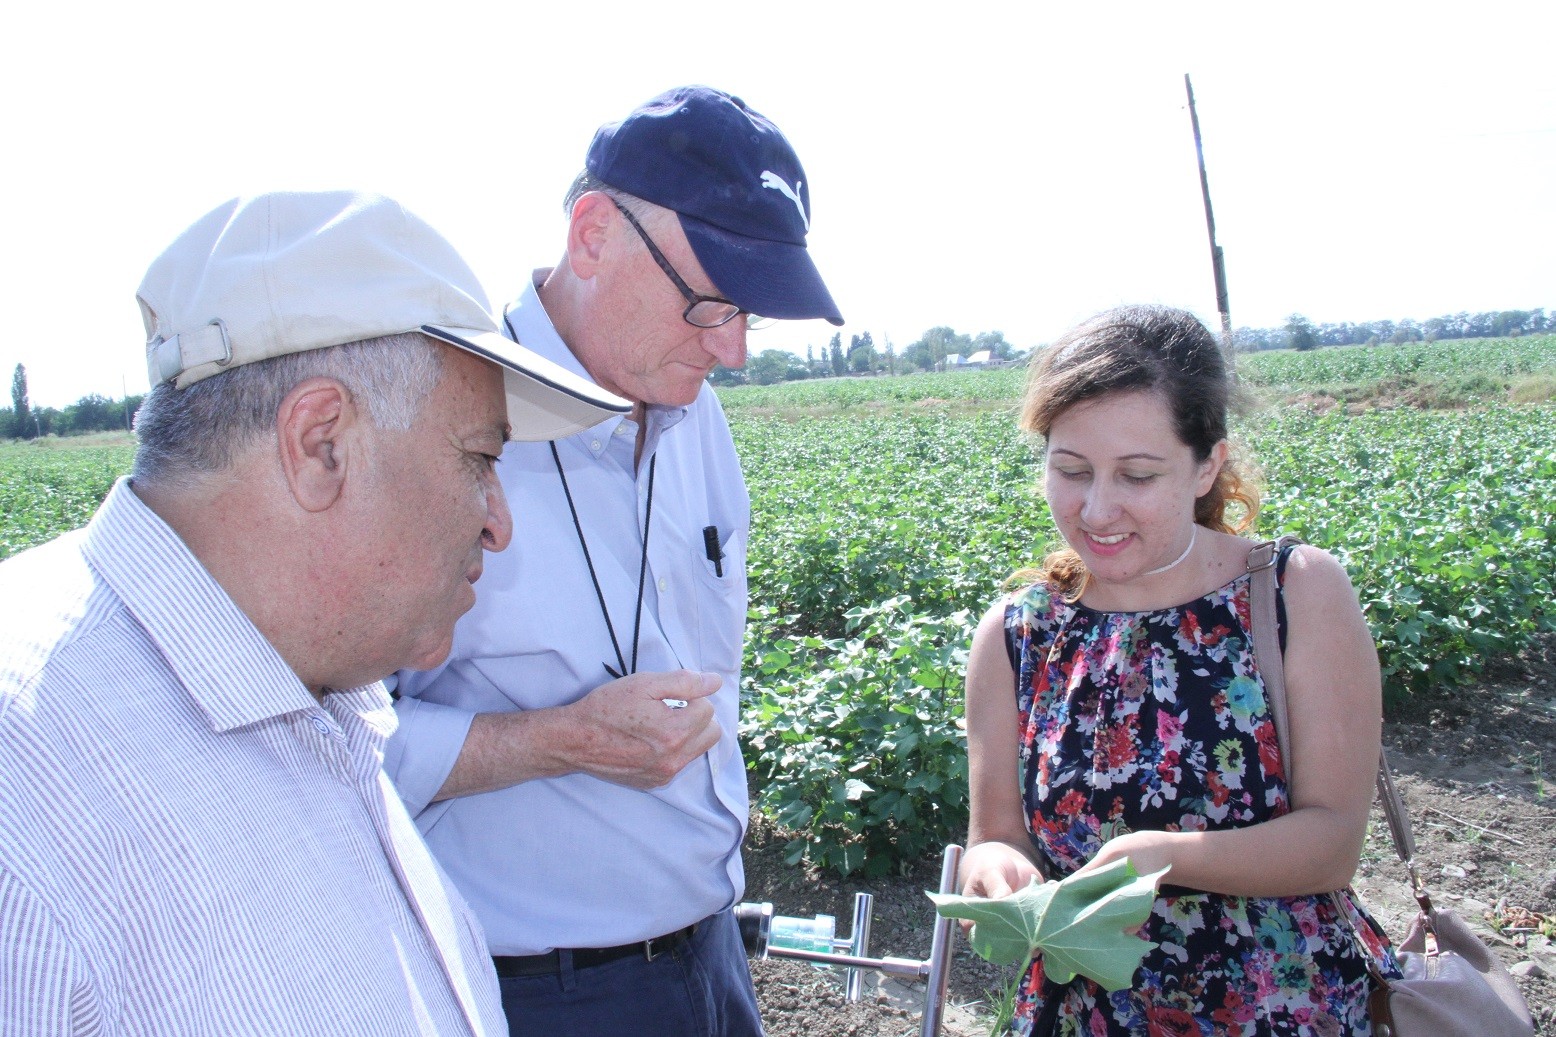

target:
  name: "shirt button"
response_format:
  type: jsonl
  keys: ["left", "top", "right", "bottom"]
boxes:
{"left": 590, "top": 439, "right": 602, "bottom": 451}
{"left": 309, "top": 715, "right": 331, "bottom": 736}
{"left": 657, "top": 577, "right": 668, "bottom": 593}
{"left": 613, "top": 425, "right": 631, "bottom": 436}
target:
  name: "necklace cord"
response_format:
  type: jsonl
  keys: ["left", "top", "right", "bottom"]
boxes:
{"left": 1142, "top": 525, "right": 1198, "bottom": 577}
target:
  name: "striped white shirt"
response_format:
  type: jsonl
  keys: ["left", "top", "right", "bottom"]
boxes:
{"left": 0, "top": 480, "right": 506, "bottom": 1036}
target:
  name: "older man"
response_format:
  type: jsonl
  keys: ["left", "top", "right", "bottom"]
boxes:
{"left": 0, "top": 191, "right": 628, "bottom": 1036}
{"left": 388, "top": 87, "right": 844, "bottom": 1036}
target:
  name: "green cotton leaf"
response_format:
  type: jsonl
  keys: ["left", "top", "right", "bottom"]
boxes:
{"left": 928, "top": 858, "right": 1168, "bottom": 991}
{"left": 928, "top": 876, "right": 1055, "bottom": 965}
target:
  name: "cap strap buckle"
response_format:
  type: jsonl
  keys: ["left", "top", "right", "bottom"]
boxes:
{"left": 154, "top": 319, "right": 232, "bottom": 385}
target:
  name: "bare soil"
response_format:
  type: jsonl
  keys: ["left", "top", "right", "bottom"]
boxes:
{"left": 745, "top": 635, "right": 1556, "bottom": 1036}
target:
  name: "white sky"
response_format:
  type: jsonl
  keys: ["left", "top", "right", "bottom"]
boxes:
{"left": 4, "top": 2, "right": 1552, "bottom": 408}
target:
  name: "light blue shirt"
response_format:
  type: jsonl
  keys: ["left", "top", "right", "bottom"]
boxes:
{"left": 386, "top": 274, "right": 752, "bottom": 956}
{"left": 0, "top": 481, "right": 505, "bottom": 1036}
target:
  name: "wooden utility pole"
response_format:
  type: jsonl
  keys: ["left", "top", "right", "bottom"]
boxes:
{"left": 1185, "top": 74, "right": 1233, "bottom": 350}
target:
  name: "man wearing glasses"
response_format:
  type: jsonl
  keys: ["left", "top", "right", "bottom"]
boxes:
{"left": 387, "top": 86, "right": 843, "bottom": 1036}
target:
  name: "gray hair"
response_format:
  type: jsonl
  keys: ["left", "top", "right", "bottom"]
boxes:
{"left": 561, "top": 173, "right": 672, "bottom": 232}
{"left": 132, "top": 332, "right": 445, "bottom": 484}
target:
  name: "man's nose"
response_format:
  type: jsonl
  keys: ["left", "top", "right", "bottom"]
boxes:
{"left": 482, "top": 476, "right": 513, "bottom": 553}
{"left": 703, "top": 319, "right": 748, "bottom": 370}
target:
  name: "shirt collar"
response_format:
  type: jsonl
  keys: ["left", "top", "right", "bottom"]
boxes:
{"left": 81, "top": 480, "right": 382, "bottom": 732}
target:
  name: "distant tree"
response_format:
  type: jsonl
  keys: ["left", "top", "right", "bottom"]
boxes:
{"left": 63, "top": 393, "right": 115, "bottom": 434}
{"left": 708, "top": 365, "right": 745, "bottom": 387}
{"left": 1231, "top": 327, "right": 1273, "bottom": 352}
{"left": 31, "top": 406, "right": 58, "bottom": 437}
{"left": 10, "top": 364, "right": 30, "bottom": 439}
{"left": 847, "top": 332, "right": 877, "bottom": 374}
{"left": 899, "top": 340, "right": 934, "bottom": 371}
{"left": 883, "top": 338, "right": 897, "bottom": 376}
{"left": 909, "top": 326, "right": 971, "bottom": 370}
{"left": 828, "top": 333, "right": 846, "bottom": 376}
{"left": 1494, "top": 310, "right": 1532, "bottom": 336}
{"left": 119, "top": 394, "right": 145, "bottom": 432}
{"left": 745, "top": 349, "right": 799, "bottom": 385}
{"left": 1285, "top": 314, "right": 1317, "bottom": 352}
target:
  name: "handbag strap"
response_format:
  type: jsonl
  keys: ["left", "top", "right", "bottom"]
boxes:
{"left": 1245, "top": 538, "right": 1431, "bottom": 908}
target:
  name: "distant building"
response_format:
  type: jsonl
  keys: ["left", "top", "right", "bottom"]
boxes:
{"left": 946, "top": 350, "right": 1003, "bottom": 369}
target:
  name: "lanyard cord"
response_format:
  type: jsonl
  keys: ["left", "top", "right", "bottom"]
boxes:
{"left": 549, "top": 441, "right": 657, "bottom": 679}
{"left": 503, "top": 306, "right": 657, "bottom": 678}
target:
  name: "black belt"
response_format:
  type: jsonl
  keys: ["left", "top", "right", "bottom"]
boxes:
{"left": 492, "top": 924, "right": 697, "bottom": 978}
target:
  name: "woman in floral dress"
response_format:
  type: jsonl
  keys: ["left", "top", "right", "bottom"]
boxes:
{"left": 960, "top": 306, "right": 1398, "bottom": 1036}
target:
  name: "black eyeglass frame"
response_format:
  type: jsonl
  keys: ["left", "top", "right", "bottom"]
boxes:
{"left": 609, "top": 198, "right": 770, "bottom": 330}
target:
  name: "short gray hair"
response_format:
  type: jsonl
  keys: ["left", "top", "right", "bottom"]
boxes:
{"left": 132, "top": 332, "right": 445, "bottom": 484}
{"left": 561, "top": 173, "right": 672, "bottom": 232}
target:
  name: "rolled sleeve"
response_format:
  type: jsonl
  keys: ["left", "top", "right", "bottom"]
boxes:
{"left": 384, "top": 695, "right": 476, "bottom": 822}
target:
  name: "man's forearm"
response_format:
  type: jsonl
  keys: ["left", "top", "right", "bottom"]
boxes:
{"left": 431, "top": 670, "right": 724, "bottom": 800}
{"left": 433, "top": 708, "right": 574, "bottom": 801}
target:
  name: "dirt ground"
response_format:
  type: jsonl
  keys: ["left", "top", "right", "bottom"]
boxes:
{"left": 744, "top": 635, "right": 1556, "bottom": 1037}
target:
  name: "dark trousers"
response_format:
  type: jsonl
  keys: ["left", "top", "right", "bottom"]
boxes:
{"left": 498, "top": 909, "right": 764, "bottom": 1037}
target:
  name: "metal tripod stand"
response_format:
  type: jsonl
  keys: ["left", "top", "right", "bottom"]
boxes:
{"left": 738, "top": 844, "right": 963, "bottom": 1037}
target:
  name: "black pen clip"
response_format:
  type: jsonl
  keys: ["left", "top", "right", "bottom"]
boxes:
{"left": 702, "top": 525, "right": 724, "bottom": 578}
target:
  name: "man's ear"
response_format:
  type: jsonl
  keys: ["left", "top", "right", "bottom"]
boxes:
{"left": 565, "top": 191, "right": 615, "bottom": 280}
{"left": 276, "top": 377, "right": 357, "bottom": 513}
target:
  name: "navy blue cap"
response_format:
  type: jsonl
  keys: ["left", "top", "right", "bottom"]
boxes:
{"left": 586, "top": 86, "right": 844, "bottom": 327}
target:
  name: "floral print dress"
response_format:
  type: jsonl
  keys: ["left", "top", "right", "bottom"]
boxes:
{"left": 1001, "top": 558, "right": 1398, "bottom": 1037}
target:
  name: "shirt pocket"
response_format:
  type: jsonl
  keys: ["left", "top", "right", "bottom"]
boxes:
{"left": 693, "top": 526, "right": 748, "bottom": 676}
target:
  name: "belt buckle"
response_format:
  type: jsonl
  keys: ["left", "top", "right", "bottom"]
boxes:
{"left": 642, "top": 924, "right": 691, "bottom": 962}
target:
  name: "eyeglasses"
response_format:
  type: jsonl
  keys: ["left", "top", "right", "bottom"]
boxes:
{"left": 610, "top": 199, "right": 772, "bottom": 330}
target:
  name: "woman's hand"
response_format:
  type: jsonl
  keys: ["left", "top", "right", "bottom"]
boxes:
{"left": 1073, "top": 830, "right": 1175, "bottom": 880}
{"left": 959, "top": 840, "right": 1045, "bottom": 900}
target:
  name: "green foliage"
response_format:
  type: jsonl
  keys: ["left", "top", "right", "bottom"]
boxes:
{"left": 929, "top": 858, "right": 1167, "bottom": 990}
{"left": 1255, "top": 407, "right": 1556, "bottom": 706}
{"left": 0, "top": 443, "right": 136, "bottom": 558}
{"left": 736, "top": 413, "right": 1046, "bottom": 638}
{"left": 1239, "top": 334, "right": 1556, "bottom": 392}
{"left": 740, "top": 598, "right": 975, "bottom": 877}
{"left": 720, "top": 368, "right": 1026, "bottom": 417}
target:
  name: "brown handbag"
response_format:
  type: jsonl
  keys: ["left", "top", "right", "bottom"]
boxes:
{"left": 1246, "top": 537, "right": 1535, "bottom": 1037}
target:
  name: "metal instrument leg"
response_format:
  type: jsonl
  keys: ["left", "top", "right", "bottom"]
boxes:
{"left": 843, "top": 892, "right": 873, "bottom": 1002}
{"left": 737, "top": 843, "right": 966, "bottom": 1035}
{"left": 919, "top": 844, "right": 963, "bottom": 1037}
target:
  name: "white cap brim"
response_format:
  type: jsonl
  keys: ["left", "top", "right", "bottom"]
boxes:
{"left": 421, "top": 325, "right": 631, "bottom": 441}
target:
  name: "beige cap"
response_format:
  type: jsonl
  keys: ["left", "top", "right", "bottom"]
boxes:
{"left": 137, "top": 191, "right": 629, "bottom": 440}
